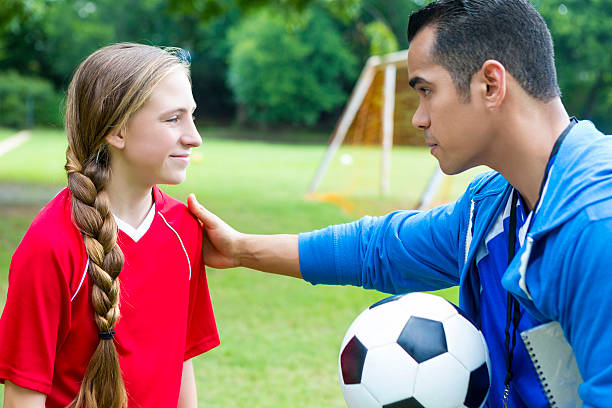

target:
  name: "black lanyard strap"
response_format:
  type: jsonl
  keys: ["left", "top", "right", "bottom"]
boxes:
{"left": 534, "top": 117, "right": 577, "bottom": 207}
{"left": 504, "top": 190, "right": 521, "bottom": 388}
{"left": 501, "top": 117, "right": 577, "bottom": 405}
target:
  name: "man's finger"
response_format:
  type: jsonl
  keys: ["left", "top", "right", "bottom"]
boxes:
{"left": 187, "top": 193, "right": 216, "bottom": 227}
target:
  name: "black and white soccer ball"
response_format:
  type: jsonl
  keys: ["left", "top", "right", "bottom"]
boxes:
{"left": 339, "top": 292, "right": 490, "bottom": 408}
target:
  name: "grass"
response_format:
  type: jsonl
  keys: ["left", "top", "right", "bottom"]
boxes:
{"left": 0, "top": 128, "right": 18, "bottom": 141}
{"left": 0, "top": 127, "right": 485, "bottom": 406}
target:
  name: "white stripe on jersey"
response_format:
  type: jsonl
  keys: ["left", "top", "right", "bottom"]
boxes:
{"left": 159, "top": 213, "right": 192, "bottom": 280}
{"left": 71, "top": 258, "right": 89, "bottom": 302}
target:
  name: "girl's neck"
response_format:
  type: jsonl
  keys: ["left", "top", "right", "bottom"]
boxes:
{"left": 105, "top": 176, "right": 154, "bottom": 229}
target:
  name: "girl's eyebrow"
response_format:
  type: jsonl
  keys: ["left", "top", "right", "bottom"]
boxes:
{"left": 160, "top": 106, "right": 197, "bottom": 116}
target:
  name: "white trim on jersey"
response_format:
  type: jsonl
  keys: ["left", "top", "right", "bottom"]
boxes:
{"left": 158, "top": 212, "right": 192, "bottom": 280}
{"left": 464, "top": 199, "right": 475, "bottom": 265}
{"left": 114, "top": 204, "right": 156, "bottom": 243}
{"left": 475, "top": 194, "right": 514, "bottom": 265}
{"left": 71, "top": 258, "right": 89, "bottom": 302}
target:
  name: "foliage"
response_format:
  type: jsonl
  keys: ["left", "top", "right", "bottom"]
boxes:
{"left": 537, "top": 0, "right": 612, "bottom": 131}
{"left": 364, "top": 20, "right": 399, "bottom": 56}
{"left": 227, "top": 7, "right": 358, "bottom": 125}
{"left": 0, "top": 0, "right": 610, "bottom": 131}
{"left": 169, "top": 0, "right": 362, "bottom": 22}
{"left": 0, "top": 0, "right": 46, "bottom": 60}
{"left": 1, "top": 0, "right": 190, "bottom": 88}
{"left": 358, "top": 0, "right": 425, "bottom": 50}
{"left": 0, "top": 71, "right": 63, "bottom": 128}
{"left": 0, "top": 0, "right": 46, "bottom": 28}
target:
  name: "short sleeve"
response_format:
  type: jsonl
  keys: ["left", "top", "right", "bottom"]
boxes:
{"left": 183, "top": 226, "right": 220, "bottom": 360}
{"left": 0, "top": 229, "right": 72, "bottom": 394}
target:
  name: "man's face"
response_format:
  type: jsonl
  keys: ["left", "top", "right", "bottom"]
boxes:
{"left": 407, "top": 25, "right": 493, "bottom": 175}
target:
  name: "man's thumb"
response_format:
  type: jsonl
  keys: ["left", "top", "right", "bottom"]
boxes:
{"left": 188, "top": 194, "right": 214, "bottom": 226}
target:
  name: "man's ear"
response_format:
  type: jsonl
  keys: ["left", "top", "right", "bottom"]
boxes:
{"left": 478, "top": 59, "right": 506, "bottom": 109}
{"left": 105, "top": 127, "right": 126, "bottom": 149}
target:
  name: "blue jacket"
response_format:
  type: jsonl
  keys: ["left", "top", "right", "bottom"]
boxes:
{"left": 299, "top": 120, "right": 612, "bottom": 407}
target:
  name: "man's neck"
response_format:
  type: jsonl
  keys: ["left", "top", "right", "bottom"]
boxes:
{"left": 488, "top": 98, "right": 570, "bottom": 212}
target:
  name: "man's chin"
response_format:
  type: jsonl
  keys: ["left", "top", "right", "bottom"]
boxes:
{"left": 438, "top": 160, "right": 471, "bottom": 176}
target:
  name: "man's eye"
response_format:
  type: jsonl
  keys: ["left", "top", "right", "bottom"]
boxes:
{"left": 419, "top": 87, "right": 432, "bottom": 96}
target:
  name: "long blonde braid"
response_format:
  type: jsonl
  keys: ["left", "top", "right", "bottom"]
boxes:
{"left": 64, "top": 43, "right": 189, "bottom": 408}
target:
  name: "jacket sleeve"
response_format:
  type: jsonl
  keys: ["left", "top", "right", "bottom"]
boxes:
{"left": 527, "top": 218, "right": 612, "bottom": 407}
{"left": 298, "top": 191, "right": 471, "bottom": 294}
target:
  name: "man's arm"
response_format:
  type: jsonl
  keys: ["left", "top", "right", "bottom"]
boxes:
{"left": 188, "top": 192, "right": 468, "bottom": 292}
{"left": 527, "top": 218, "right": 612, "bottom": 406}
{"left": 187, "top": 194, "right": 301, "bottom": 278}
{"left": 3, "top": 381, "right": 46, "bottom": 408}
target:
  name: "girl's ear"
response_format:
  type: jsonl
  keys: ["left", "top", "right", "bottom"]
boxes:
{"left": 105, "top": 127, "right": 126, "bottom": 150}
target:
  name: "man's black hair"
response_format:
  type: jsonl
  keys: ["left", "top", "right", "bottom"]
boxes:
{"left": 407, "top": 0, "right": 561, "bottom": 101}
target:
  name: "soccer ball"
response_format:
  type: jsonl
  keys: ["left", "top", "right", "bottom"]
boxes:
{"left": 338, "top": 292, "right": 490, "bottom": 408}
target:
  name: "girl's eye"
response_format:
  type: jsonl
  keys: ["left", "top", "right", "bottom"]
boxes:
{"left": 166, "top": 116, "right": 179, "bottom": 123}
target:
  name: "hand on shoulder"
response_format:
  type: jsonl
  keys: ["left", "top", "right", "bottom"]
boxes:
{"left": 187, "top": 194, "right": 243, "bottom": 269}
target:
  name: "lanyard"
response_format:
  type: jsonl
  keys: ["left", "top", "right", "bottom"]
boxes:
{"left": 503, "top": 191, "right": 522, "bottom": 406}
{"left": 501, "top": 117, "right": 577, "bottom": 407}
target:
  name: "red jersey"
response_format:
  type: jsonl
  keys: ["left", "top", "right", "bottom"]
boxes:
{"left": 0, "top": 186, "right": 219, "bottom": 408}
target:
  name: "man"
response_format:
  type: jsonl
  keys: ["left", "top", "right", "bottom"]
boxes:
{"left": 189, "top": 0, "right": 612, "bottom": 406}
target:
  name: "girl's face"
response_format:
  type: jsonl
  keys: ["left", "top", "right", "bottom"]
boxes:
{"left": 108, "top": 68, "right": 202, "bottom": 188}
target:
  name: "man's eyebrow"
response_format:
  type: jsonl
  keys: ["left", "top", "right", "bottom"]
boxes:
{"left": 409, "top": 76, "right": 432, "bottom": 89}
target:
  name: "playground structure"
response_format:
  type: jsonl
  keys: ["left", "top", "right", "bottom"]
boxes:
{"left": 307, "top": 50, "right": 446, "bottom": 211}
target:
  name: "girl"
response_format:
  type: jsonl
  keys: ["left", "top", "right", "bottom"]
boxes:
{"left": 0, "top": 43, "right": 219, "bottom": 408}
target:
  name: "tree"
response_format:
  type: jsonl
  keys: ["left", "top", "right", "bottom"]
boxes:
{"left": 537, "top": 0, "right": 612, "bottom": 132}
{"left": 364, "top": 20, "right": 399, "bottom": 56}
{"left": 0, "top": 0, "right": 46, "bottom": 60}
{"left": 169, "top": 0, "right": 362, "bottom": 21}
{"left": 227, "top": 7, "right": 358, "bottom": 125}
{"left": 0, "top": 0, "right": 238, "bottom": 119}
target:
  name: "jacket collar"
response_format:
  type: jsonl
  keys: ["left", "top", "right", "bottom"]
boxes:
{"left": 528, "top": 120, "right": 610, "bottom": 238}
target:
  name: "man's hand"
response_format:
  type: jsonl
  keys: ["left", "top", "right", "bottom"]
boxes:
{"left": 188, "top": 194, "right": 242, "bottom": 269}
{"left": 187, "top": 193, "right": 301, "bottom": 278}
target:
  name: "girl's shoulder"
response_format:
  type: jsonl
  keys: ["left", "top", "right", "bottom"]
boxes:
{"left": 12, "top": 187, "right": 87, "bottom": 292}
{"left": 153, "top": 186, "right": 201, "bottom": 235}
{"left": 152, "top": 186, "right": 203, "bottom": 261}
{"left": 25, "top": 187, "right": 82, "bottom": 249}
{"left": 24, "top": 187, "right": 82, "bottom": 244}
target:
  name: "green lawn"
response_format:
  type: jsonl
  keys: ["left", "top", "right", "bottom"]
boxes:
{"left": 0, "top": 127, "right": 485, "bottom": 406}
{"left": 0, "top": 128, "right": 19, "bottom": 142}
{"left": 0, "top": 129, "right": 12, "bottom": 138}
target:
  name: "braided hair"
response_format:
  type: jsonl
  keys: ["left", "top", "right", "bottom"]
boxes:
{"left": 64, "top": 43, "right": 188, "bottom": 408}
